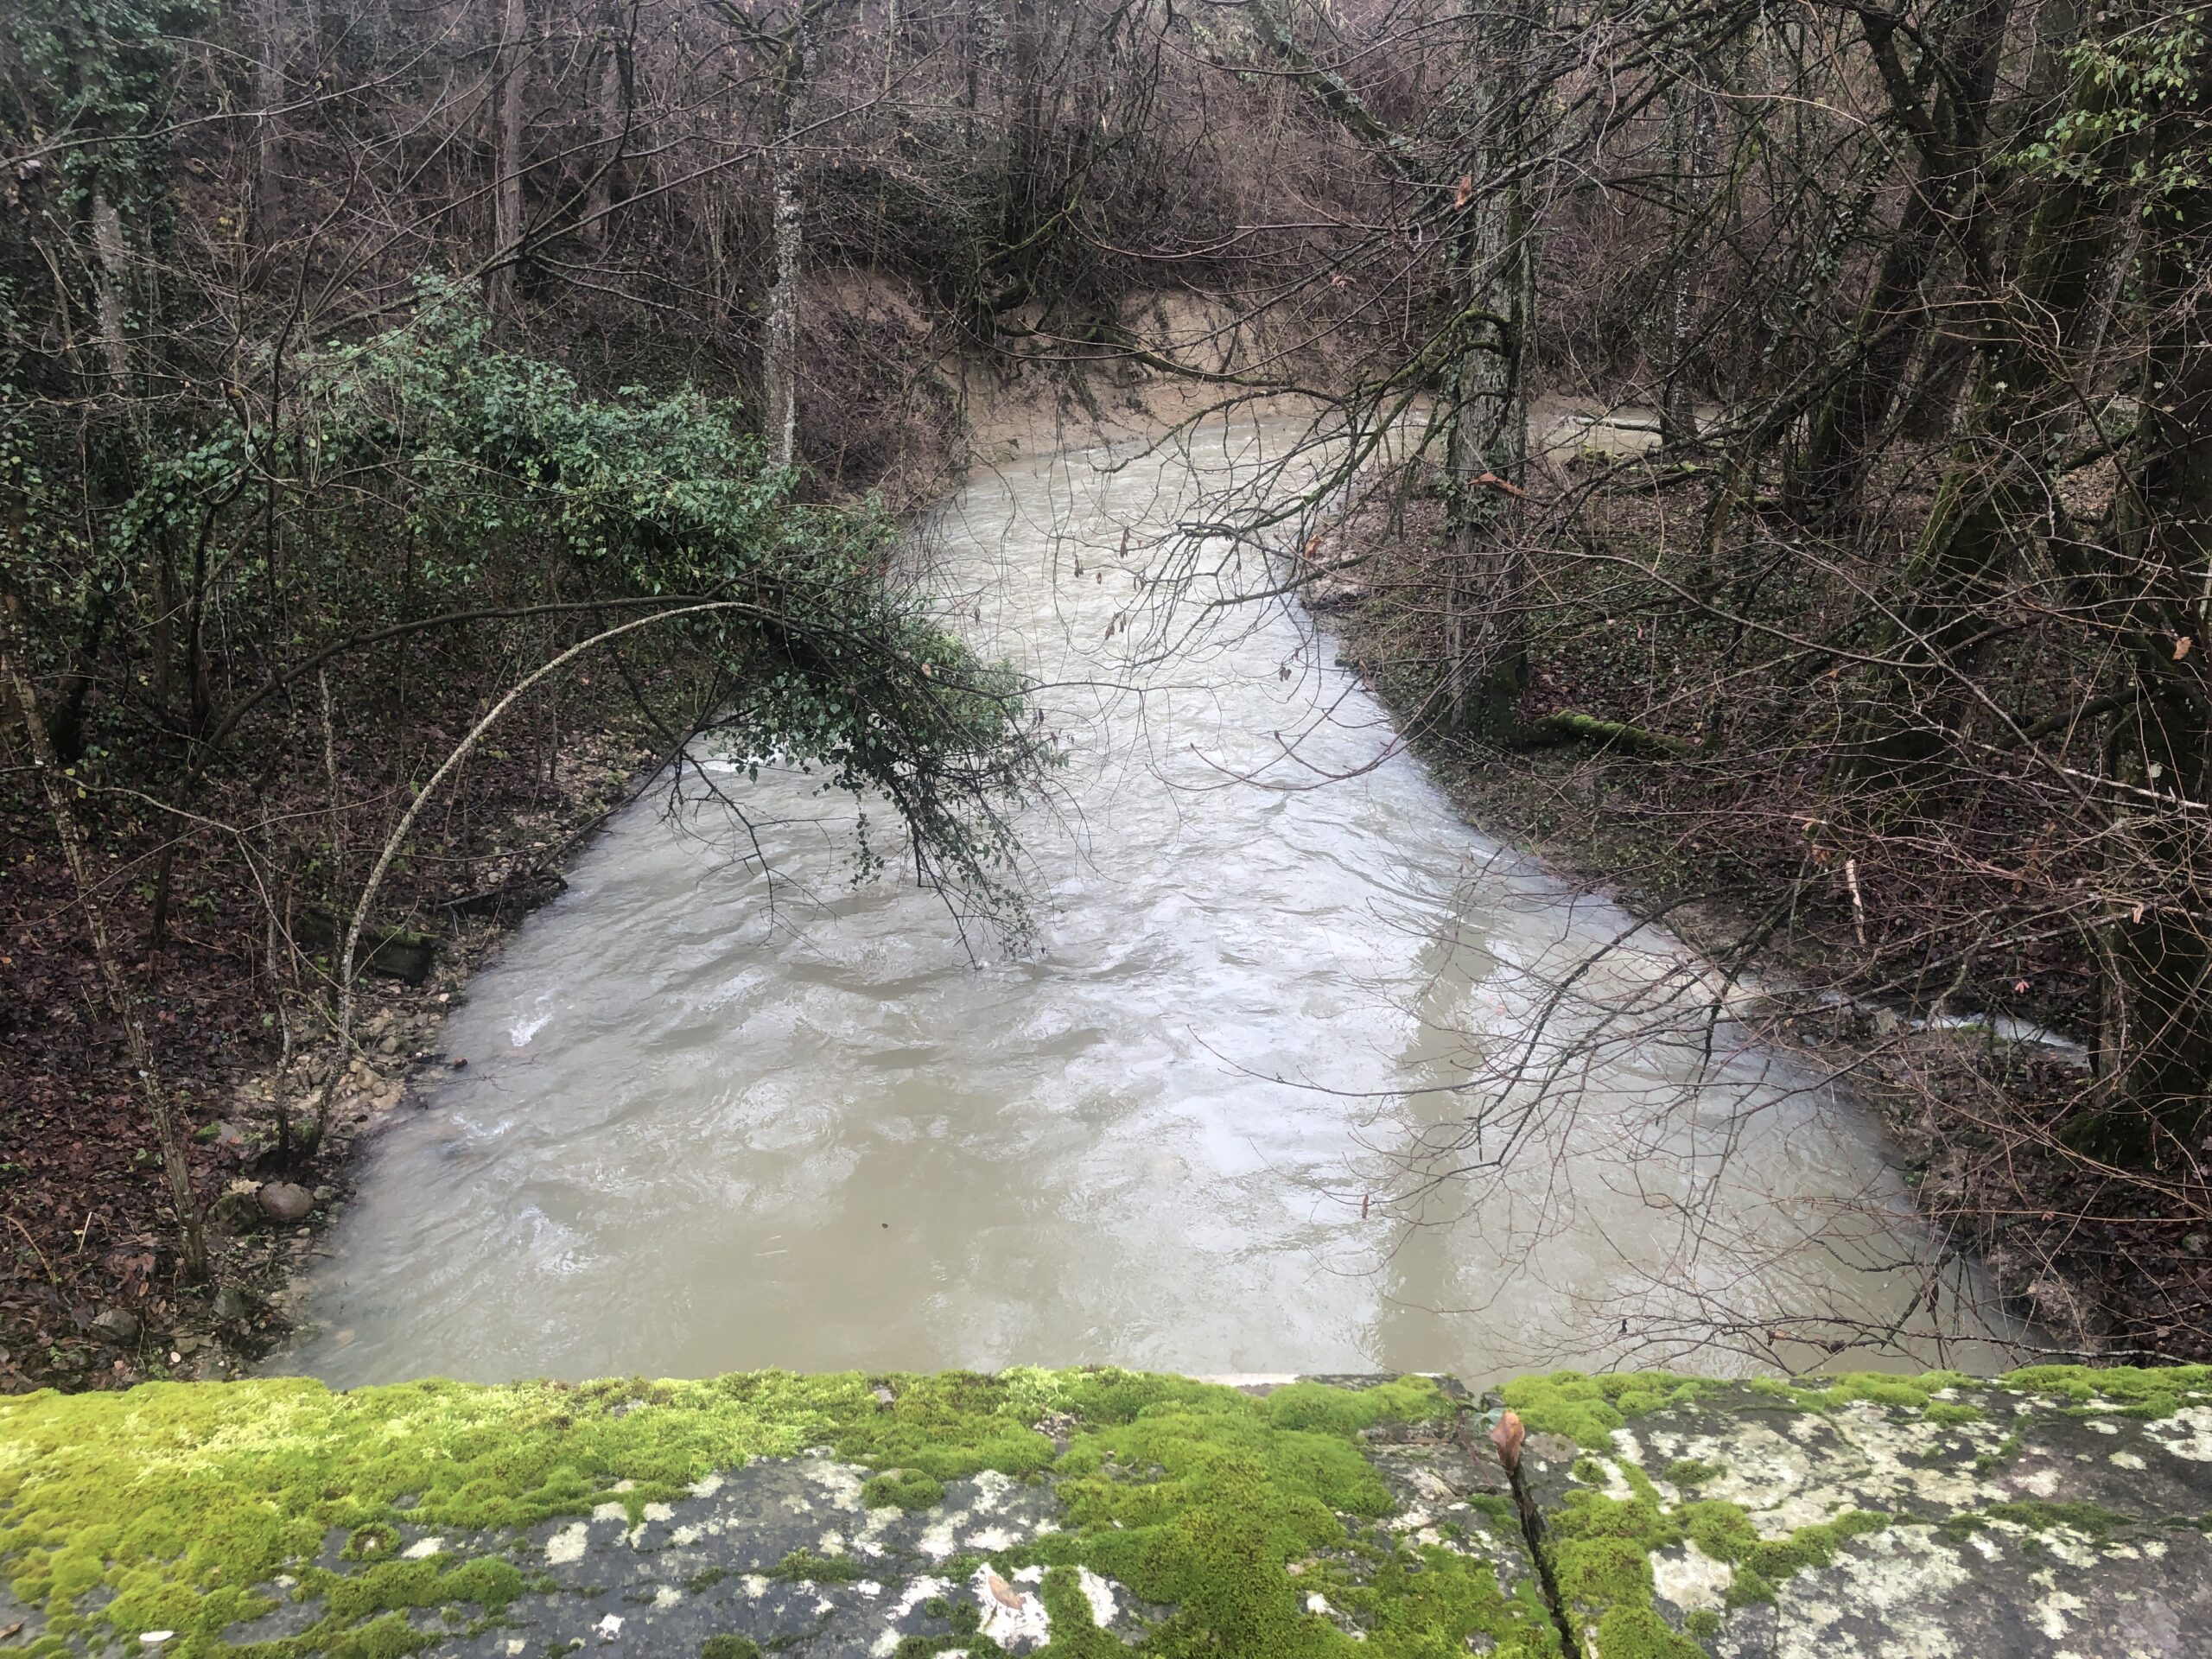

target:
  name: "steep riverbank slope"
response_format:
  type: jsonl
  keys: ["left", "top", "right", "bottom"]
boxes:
{"left": 5, "top": 1366, "right": 2210, "bottom": 1657}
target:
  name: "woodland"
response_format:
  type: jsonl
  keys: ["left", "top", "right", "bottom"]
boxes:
{"left": 0, "top": 0, "right": 2207, "bottom": 1387}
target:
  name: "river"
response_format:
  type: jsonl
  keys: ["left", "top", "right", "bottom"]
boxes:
{"left": 285, "top": 408, "right": 2021, "bottom": 1385}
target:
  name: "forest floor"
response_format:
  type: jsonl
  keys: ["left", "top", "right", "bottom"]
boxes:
{"left": 1319, "top": 435, "right": 2212, "bottom": 1365}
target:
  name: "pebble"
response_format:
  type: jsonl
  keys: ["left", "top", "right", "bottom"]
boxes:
{"left": 257, "top": 1181, "right": 315, "bottom": 1223}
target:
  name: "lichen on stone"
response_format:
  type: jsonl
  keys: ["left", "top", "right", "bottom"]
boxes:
{"left": 0, "top": 1369, "right": 1548, "bottom": 1658}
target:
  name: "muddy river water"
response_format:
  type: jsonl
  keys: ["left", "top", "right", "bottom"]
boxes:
{"left": 288, "top": 410, "right": 2019, "bottom": 1386}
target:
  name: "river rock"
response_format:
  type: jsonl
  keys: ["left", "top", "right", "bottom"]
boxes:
{"left": 256, "top": 1181, "right": 315, "bottom": 1223}
{"left": 91, "top": 1306, "right": 142, "bottom": 1344}
{"left": 210, "top": 1285, "right": 250, "bottom": 1322}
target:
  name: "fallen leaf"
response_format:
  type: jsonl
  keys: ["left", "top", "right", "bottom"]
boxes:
{"left": 1490, "top": 1408, "right": 1525, "bottom": 1472}
{"left": 1454, "top": 173, "right": 1474, "bottom": 207}
{"left": 2177, "top": 636, "right": 2193, "bottom": 660}
{"left": 987, "top": 1570, "right": 1025, "bottom": 1610}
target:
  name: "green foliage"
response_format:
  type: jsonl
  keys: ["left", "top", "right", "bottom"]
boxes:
{"left": 0, "top": 0, "right": 207, "bottom": 206}
{"left": 2008, "top": 13, "right": 2211, "bottom": 213}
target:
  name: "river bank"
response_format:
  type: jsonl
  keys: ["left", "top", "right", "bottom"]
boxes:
{"left": 0, "top": 716, "right": 671, "bottom": 1395}
{"left": 1315, "top": 432, "right": 2209, "bottom": 1364}
{"left": 6, "top": 1364, "right": 2210, "bottom": 1657}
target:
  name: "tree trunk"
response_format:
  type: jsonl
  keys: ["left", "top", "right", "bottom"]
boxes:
{"left": 1841, "top": 33, "right": 2128, "bottom": 785}
{"left": 89, "top": 188, "right": 131, "bottom": 393}
{"left": 1, "top": 594, "right": 207, "bottom": 1280}
{"left": 1793, "top": 0, "right": 2011, "bottom": 518}
{"left": 582, "top": 10, "right": 626, "bottom": 250}
{"left": 1659, "top": 69, "right": 1711, "bottom": 448}
{"left": 2083, "top": 121, "right": 2212, "bottom": 1152}
{"left": 488, "top": 0, "right": 528, "bottom": 313}
{"left": 252, "top": 0, "right": 284, "bottom": 247}
{"left": 764, "top": 22, "right": 808, "bottom": 470}
{"left": 1442, "top": 0, "right": 1536, "bottom": 739}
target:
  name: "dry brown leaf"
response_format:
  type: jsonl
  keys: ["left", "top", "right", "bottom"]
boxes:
{"left": 1454, "top": 173, "right": 1474, "bottom": 207}
{"left": 1490, "top": 1408, "right": 1525, "bottom": 1471}
{"left": 2177, "top": 635, "right": 2194, "bottom": 660}
{"left": 987, "top": 1571, "right": 1025, "bottom": 1610}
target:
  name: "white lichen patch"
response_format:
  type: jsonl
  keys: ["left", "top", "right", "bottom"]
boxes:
{"left": 850, "top": 1503, "right": 900, "bottom": 1558}
{"left": 1650, "top": 1541, "right": 1732, "bottom": 1614}
{"left": 2109, "top": 1450, "right": 2147, "bottom": 1471}
{"left": 2146, "top": 1405, "right": 2212, "bottom": 1463}
{"left": 2030, "top": 1568, "right": 2088, "bottom": 1640}
{"left": 1984, "top": 1517, "right": 2106, "bottom": 1569}
{"left": 891, "top": 1577, "right": 952, "bottom": 1618}
{"left": 652, "top": 1586, "right": 682, "bottom": 1610}
{"left": 642, "top": 1501, "right": 674, "bottom": 1522}
{"left": 590, "top": 1502, "right": 626, "bottom": 1523}
{"left": 400, "top": 1536, "right": 444, "bottom": 1559}
{"left": 688, "top": 1472, "right": 723, "bottom": 1498}
{"left": 805, "top": 1459, "right": 868, "bottom": 1510}
{"left": 970, "top": 1563, "right": 1052, "bottom": 1653}
{"left": 545, "top": 1522, "right": 589, "bottom": 1566}
{"left": 1077, "top": 1567, "right": 1120, "bottom": 1627}
{"left": 1763, "top": 1526, "right": 1972, "bottom": 1659}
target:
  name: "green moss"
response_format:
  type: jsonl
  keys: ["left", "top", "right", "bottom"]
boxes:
{"left": 1683, "top": 1608, "right": 1721, "bottom": 1639}
{"left": 1593, "top": 1602, "right": 1707, "bottom": 1659}
{"left": 2000, "top": 1364, "right": 2212, "bottom": 1417}
{"left": 1497, "top": 1372, "right": 1719, "bottom": 1450}
{"left": 699, "top": 1638, "right": 760, "bottom": 1659}
{"left": 1035, "top": 1566, "right": 1123, "bottom": 1658}
{"left": 1541, "top": 1482, "right": 1886, "bottom": 1634}
{"left": 1662, "top": 1460, "right": 1716, "bottom": 1490}
{"left": 1939, "top": 1500, "right": 2138, "bottom": 1543}
{"left": 768, "top": 1548, "right": 862, "bottom": 1584}
{"left": 0, "top": 1369, "right": 1547, "bottom": 1658}
{"left": 1972, "top": 1432, "right": 2024, "bottom": 1471}
{"left": 1506, "top": 1365, "right": 2209, "bottom": 1459}
{"left": 342, "top": 1525, "right": 399, "bottom": 1562}
{"left": 861, "top": 1470, "right": 947, "bottom": 1512}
